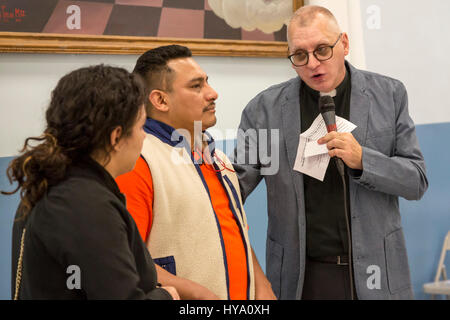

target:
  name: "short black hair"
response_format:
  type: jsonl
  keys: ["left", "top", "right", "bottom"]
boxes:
{"left": 133, "top": 45, "right": 192, "bottom": 114}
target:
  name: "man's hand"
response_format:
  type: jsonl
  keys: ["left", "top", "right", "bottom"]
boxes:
{"left": 318, "top": 132, "right": 363, "bottom": 170}
{"left": 179, "top": 279, "right": 220, "bottom": 300}
{"left": 161, "top": 286, "right": 180, "bottom": 300}
{"left": 156, "top": 264, "right": 220, "bottom": 300}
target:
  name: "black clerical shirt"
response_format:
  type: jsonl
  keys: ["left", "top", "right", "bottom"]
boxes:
{"left": 300, "top": 67, "right": 352, "bottom": 258}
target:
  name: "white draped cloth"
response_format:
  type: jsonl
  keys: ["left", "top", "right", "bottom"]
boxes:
{"left": 207, "top": 0, "right": 292, "bottom": 34}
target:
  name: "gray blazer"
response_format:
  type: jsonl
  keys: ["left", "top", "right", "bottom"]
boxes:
{"left": 233, "top": 62, "right": 428, "bottom": 300}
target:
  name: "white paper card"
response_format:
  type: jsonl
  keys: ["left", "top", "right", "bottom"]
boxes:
{"left": 304, "top": 140, "right": 329, "bottom": 158}
{"left": 293, "top": 115, "right": 357, "bottom": 181}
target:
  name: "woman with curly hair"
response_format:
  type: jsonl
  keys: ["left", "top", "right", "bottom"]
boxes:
{"left": 4, "top": 65, "right": 178, "bottom": 300}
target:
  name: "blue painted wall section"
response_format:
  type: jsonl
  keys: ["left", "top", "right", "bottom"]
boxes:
{"left": 400, "top": 123, "right": 450, "bottom": 300}
{"left": 0, "top": 123, "right": 449, "bottom": 300}
{"left": 0, "top": 156, "right": 18, "bottom": 300}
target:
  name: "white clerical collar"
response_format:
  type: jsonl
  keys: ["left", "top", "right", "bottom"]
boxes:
{"left": 320, "top": 89, "right": 337, "bottom": 97}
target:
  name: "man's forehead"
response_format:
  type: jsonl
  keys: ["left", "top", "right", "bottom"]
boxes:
{"left": 168, "top": 58, "right": 206, "bottom": 80}
{"left": 290, "top": 31, "right": 336, "bottom": 50}
{"left": 289, "top": 19, "right": 338, "bottom": 48}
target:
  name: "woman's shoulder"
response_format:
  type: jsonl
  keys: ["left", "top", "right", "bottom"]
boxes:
{"left": 34, "top": 175, "right": 125, "bottom": 228}
{"left": 53, "top": 174, "right": 113, "bottom": 198}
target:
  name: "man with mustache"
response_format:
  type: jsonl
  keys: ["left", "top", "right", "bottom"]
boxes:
{"left": 117, "top": 45, "right": 275, "bottom": 300}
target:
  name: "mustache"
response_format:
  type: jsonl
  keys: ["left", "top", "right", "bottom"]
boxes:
{"left": 203, "top": 102, "right": 216, "bottom": 112}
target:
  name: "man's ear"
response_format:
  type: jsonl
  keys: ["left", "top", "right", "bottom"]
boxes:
{"left": 341, "top": 32, "right": 350, "bottom": 56}
{"left": 287, "top": 47, "right": 298, "bottom": 70}
{"left": 110, "top": 126, "right": 123, "bottom": 151}
{"left": 149, "top": 90, "right": 169, "bottom": 112}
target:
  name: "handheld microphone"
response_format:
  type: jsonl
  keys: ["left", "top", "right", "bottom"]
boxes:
{"left": 319, "top": 95, "right": 337, "bottom": 133}
{"left": 318, "top": 95, "right": 345, "bottom": 176}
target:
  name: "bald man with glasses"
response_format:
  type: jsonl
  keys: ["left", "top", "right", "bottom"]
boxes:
{"left": 288, "top": 32, "right": 343, "bottom": 69}
{"left": 233, "top": 5, "right": 427, "bottom": 300}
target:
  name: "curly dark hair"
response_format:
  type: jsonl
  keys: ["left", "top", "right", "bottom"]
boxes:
{"left": 2, "top": 64, "right": 145, "bottom": 218}
{"left": 133, "top": 45, "right": 192, "bottom": 114}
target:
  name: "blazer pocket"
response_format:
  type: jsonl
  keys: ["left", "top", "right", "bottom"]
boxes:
{"left": 384, "top": 229, "right": 411, "bottom": 294}
{"left": 154, "top": 256, "right": 177, "bottom": 276}
{"left": 267, "top": 237, "right": 284, "bottom": 299}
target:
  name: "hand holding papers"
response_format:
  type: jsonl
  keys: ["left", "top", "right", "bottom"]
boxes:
{"left": 293, "top": 115, "right": 357, "bottom": 181}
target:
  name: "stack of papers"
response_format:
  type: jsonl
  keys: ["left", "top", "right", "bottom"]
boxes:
{"left": 293, "top": 115, "right": 357, "bottom": 181}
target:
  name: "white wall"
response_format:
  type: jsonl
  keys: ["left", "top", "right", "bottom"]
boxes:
{"left": 360, "top": 0, "right": 450, "bottom": 126}
{"left": 0, "top": 53, "right": 296, "bottom": 157}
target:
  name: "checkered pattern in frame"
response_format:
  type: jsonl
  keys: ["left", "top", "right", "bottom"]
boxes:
{"left": 0, "top": 0, "right": 287, "bottom": 41}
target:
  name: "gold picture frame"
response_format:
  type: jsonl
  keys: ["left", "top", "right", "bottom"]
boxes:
{"left": 0, "top": 0, "right": 304, "bottom": 57}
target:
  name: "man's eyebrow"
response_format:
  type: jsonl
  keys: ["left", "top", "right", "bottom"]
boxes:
{"left": 188, "top": 76, "right": 208, "bottom": 83}
{"left": 293, "top": 40, "right": 332, "bottom": 52}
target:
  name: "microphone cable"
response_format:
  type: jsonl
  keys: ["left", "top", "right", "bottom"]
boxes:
{"left": 335, "top": 157, "right": 355, "bottom": 300}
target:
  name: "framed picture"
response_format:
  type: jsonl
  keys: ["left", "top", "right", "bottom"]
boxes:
{"left": 0, "top": 0, "right": 304, "bottom": 57}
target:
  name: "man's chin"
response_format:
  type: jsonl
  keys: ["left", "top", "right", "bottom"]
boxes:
{"left": 202, "top": 118, "right": 217, "bottom": 131}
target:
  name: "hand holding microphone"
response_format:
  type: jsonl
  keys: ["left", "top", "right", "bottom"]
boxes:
{"left": 317, "top": 95, "right": 363, "bottom": 171}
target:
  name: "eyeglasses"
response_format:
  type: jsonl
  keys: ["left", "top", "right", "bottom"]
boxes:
{"left": 288, "top": 33, "right": 342, "bottom": 67}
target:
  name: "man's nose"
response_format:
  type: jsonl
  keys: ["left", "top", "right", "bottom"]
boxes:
{"left": 206, "top": 83, "right": 218, "bottom": 101}
{"left": 306, "top": 52, "right": 321, "bottom": 69}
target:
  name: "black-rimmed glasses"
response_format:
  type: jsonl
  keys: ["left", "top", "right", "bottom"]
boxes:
{"left": 288, "top": 33, "right": 342, "bottom": 67}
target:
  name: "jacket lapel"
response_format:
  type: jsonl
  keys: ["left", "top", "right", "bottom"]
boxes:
{"left": 347, "top": 63, "right": 371, "bottom": 223}
{"left": 348, "top": 63, "right": 371, "bottom": 145}
{"left": 281, "top": 78, "right": 302, "bottom": 175}
{"left": 280, "top": 77, "right": 305, "bottom": 213}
